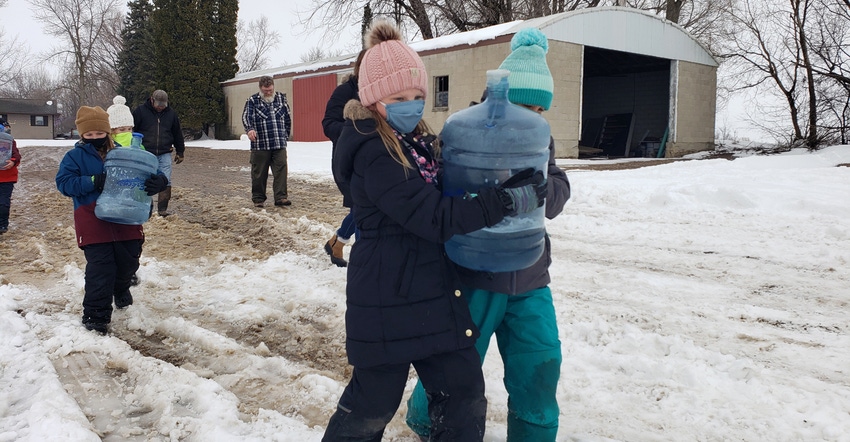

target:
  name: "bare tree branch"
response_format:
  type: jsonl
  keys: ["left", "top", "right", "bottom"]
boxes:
{"left": 27, "top": 0, "right": 122, "bottom": 105}
{"left": 237, "top": 16, "right": 282, "bottom": 73}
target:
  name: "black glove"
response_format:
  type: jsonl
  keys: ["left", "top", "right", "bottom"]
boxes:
{"left": 497, "top": 168, "right": 546, "bottom": 215}
{"left": 174, "top": 154, "right": 184, "bottom": 164}
{"left": 92, "top": 173, "right": 106, "bottom": 192}
{"left": 144, "top": 174, "right": 169, "bottom": 196}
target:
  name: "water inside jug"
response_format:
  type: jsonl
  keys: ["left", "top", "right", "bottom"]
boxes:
{"left": 441, "top": 69, "right": 551, "bottom": 272}
{"left": 0, "top": 132, "right": 13, "bottom": 164}
{"left": 131, "top": 132, "right": 143, "bottom": 148}
{"left": 95, "top": 136, "right": 158, "bottom": 225}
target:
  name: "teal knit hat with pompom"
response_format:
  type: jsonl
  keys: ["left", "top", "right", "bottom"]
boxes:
{"left": 498, "top": 28, "right": 554, "bottom": 110}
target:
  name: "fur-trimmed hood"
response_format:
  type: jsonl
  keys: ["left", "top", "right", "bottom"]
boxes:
{"left": 343, "top": 99, "right": 374, "bottom": 122}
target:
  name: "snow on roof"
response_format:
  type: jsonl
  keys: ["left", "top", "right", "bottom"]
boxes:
{"left": 225, "top": 21, "right": 523, "bottom": 84}
{"left": 226, "top": 7, "right": 716, "bottom": 84}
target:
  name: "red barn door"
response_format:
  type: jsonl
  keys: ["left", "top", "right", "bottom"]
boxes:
{"left": 291, "top": 74, "right": 338, "bottom": 142}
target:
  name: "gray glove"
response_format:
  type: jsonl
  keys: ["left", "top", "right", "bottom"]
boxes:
{"left": 497, "top": 168, "right": 546, "bottom": 215}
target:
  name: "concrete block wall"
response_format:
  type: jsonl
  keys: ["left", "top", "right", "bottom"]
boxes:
{"left": 421, "top": 43, "right": 512, "bottom": 132}
{"left": 422, "top": 40, "right": 583, "bottom": 158}
{"left": 669, "top": 60, "right": 716, "bottom": 156}
{"left": 548, "top": 41, "right": 583, "bottom": 158}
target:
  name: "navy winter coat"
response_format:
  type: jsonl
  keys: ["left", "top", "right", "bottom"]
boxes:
{"left": 322, "top": 75, "right": 358, "bottom": 207}
{"left": 132, "top": 101, "right": 185, "bottom": 157}
{"left": 334, "top": 100, "right": 508, "bottom": 368}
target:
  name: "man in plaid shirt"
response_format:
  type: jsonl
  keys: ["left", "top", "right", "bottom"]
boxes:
{"left": 242, "top": 75, "right": 292, "bottom": 207}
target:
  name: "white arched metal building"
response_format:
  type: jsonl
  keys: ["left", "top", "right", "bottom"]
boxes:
{"left": 222, "top": 7, "right": 718, "bottom": 158}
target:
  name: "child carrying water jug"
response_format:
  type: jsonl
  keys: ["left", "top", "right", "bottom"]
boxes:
{"left": 55, "top": 104, "right": 168, "bottom": 335}
{"left": 406, "top": 27, "right": 571, "bottom": 441}
{"left": 321, "top": 19, "right": 546, "bottom": 441}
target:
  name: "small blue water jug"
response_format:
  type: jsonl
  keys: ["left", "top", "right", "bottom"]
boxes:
{"left": 0, "top": 132, "right": 13, "bottom": 164}
{"left": 441, "top": 70, "right": 551, "bottom": 272}
{"left": 95, "top": 133, "right": 158, "bottom": 225}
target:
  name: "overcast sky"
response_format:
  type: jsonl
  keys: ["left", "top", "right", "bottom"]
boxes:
{"left": 3, "top": 1, "right": 770, "bottom": 142}
{"left": 4, "top": 0, "right": 361, "bottom": 69}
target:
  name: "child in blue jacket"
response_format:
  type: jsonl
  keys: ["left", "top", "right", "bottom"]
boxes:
{"left": 55, "top": 105, "right": 167, "bottom": 334}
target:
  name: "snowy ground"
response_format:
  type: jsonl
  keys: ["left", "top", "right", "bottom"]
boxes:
{"left": 1, "top": 139, "right": 849, "bottom": 441}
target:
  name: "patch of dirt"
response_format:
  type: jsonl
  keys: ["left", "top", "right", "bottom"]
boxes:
{"left": 1, "top": 144, "right": 725, "bottom": 284}
{"left": 0, "top": 145, "right": 349, "bottom": 287}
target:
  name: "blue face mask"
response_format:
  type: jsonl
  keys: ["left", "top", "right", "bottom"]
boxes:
{"left": 380, "top": 99, "right": 425, "bottom": 133}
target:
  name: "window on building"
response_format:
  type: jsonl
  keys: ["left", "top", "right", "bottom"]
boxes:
{"left": 434, "top": 76, "right": 449, "bottom": 110}
{"left": 31, "top": 115, "right": 48, "bottom": 126}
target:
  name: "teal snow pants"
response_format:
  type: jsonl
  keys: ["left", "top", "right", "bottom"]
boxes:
{"left": 406, "top": 286, "right": 562, "bottom": 441}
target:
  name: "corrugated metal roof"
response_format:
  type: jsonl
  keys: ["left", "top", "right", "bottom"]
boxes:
{"left": 225, "top": 6, "right": 717, "bottom": 83}
{"left": 530, "top": 7, "right": 718, "bottom": 67}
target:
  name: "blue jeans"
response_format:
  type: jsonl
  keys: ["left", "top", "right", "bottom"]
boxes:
{"left": 337, "top": 210, "right": 357, "bottom": 241}
{"left": 406, "top": 286, "right": 562, "bottom": 441}
{"left": 156, "top": 153, "right": 173, "bottom": 185}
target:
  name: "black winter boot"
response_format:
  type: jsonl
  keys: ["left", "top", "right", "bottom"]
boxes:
{"left": 82, "top": 316, "right": 109, "bottom": 335}
{"left": 114, "top": 289, "right": 133, "bottom": 309}
{"left": 157, "top": 186, "right": 172, "bottom": 216}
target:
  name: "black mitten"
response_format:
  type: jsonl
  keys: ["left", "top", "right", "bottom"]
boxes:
{"left": 92, "top": 173, "right": 106, "bottom": 192}
{"left": 144, "top": 174, "right": 169, "bottom": 195}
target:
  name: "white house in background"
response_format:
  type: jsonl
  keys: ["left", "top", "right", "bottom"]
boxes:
{"left": 222, "top": 7, "right": 718, "bottom": 158}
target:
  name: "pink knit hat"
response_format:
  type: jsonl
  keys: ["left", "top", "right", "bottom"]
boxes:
{"left": 358, "top": 20, "right": 428, "bottom": 107}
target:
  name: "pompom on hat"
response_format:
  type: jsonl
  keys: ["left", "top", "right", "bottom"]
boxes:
{"left": 75, "top": 105, "right": 111, "bottom": 135}
{"left": 358, "top": 20, "right": 428, "bottom": 107}
{"left": 107, "top": 95, "right": 135, "bottom": 129}
{"left": 498, "top": 28, "right": 554, "bottom": 110}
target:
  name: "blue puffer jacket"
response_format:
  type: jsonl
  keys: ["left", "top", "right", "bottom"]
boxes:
{"left": 333, "top": 100, "right": 508, "bottom": 368}
{"left": 55, "top": 141, "right": 144, "bottom": 247}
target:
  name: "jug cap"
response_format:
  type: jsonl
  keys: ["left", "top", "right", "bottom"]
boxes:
{"left": 486, "top": 70, "right": 510, "bottom": 87}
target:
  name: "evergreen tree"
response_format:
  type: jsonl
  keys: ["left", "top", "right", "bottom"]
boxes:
{"left": 152, "top": 0, "right": 199, "bottom": 127}
{"left": 117, "top": 0, "right": 157, "bottom": 108}
{"left": 204, "top": 0, "right": 239, "bottom": 137}
{"left": 151, "top": 0, "right": 237, "bottom": 136}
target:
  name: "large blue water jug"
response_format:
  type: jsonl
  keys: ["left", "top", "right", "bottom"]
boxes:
{"left": 442, "top": 69, "right": 551, "bottom": 272}
{"left": 95, "top": 133, "right": 158, "bottom": 225}
{"left": 0, "top": 132, "right": 13, "bottom": 164}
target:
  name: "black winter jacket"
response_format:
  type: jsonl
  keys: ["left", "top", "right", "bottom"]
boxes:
{"left": 455, "top": 137, "right": 571, "bottom": 294}
{"left": 322, "top": 75, "right": 358, "bottom": 207}
{"left": 334, "top": 100, "right": 508, "bottom": 368}
{"left": 132, "top": 101, "right": 185, "bottom": 157}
